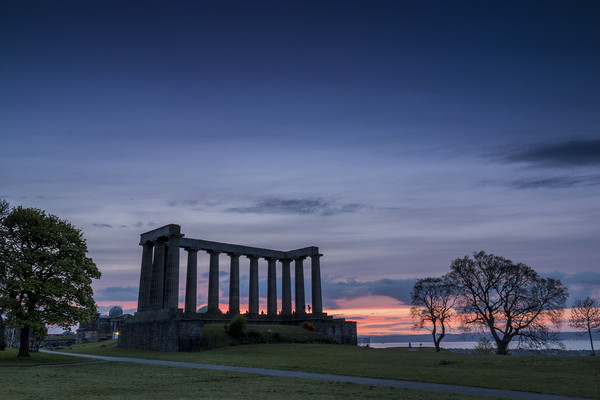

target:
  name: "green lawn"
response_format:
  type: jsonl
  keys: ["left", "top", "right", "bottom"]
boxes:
{"left": 0, "top": 348, "right": 496, "bottom": 400}
{"left": 57, "top": 340, "right": 600, "bottom": 399}
{"left": 0, "top": 347, "right": 86, "bottom": 365}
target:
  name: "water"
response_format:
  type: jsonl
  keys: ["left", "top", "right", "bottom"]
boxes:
{"left": 368, "top": 340, "right": 600, "bottom": 351}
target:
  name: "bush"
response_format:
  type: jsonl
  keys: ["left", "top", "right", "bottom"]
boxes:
{"left": 246, "top": 329, "right": 263, "bottom": 343}
{"left": 302, "top": 321, "right": 316, "bottom": 331}
{"left": 474, "top": 337, "right": 495, "bottom": 354}
{"left": 226, "top": 314, "right": 247, "bottom": 338}
{"left": 267, "top": 331, "right": 282, "bottom": 342}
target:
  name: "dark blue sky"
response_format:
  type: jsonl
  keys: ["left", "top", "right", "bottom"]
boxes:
{"left": 2, "top": 1, "right": 599, "bottom": 311}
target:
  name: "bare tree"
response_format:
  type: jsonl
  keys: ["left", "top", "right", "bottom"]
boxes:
{"left": 449, "top": 251, "right": 568, "bottom": 355}
{"left": 570, "top": 297, "right": 600, "bottom": 356}
{"left": 410, "top": 276, "right": 457, "bottom": 352}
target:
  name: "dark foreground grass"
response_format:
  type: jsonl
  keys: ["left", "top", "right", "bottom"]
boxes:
{"left": 0, "top": 348, "right": 87, "bottom": 365}
{"left": 60, "top": 340, "right": 600, "bottom": 399}
{"left": 0, "top": 350, "right": 498, "bottom": 400}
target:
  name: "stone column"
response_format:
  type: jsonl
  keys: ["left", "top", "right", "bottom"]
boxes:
{"left": 164, "top": 235, "right": 182, "bottom": 310}
{"left": 294, "top": 256, "right": 306, "bottom": 314}
{"left": 137, "top": 241, "right": 154, "bottom": 312}
{"left": 150, "top": 239, "right": 166, "bottom": 309}
{"left": 311, "top": 254, "right": 323, "bottom": 314}
{"left": 184, "top": 249, "right": 198, "bottom": 314}
{"left": 248, "top": 255, "right": 259, "bottom": 315}
{"left": 281, "top": 259, "right": 292, "bottom": 315}
{"left": 207, "top": 251, "right": 221, "bottom": 314}
{"left": 228, "top": 253, "right": 240, "bottom": 315}
{"left": 267, "top": 258, "right": 277, "bottom": 316}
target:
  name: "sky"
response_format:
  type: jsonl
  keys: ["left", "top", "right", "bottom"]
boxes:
{"left": 1, "top": 1, "right": 599, "bottom": 336}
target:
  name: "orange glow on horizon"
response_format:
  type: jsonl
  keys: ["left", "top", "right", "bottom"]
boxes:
{"left": 96, "top": 295, "right": 418, "bottom": 336}
{"left": 325, "top": 295, "right": 415, "bottom": 336}
{"left": 95, "top": 296, "right": 580, "bottom": 337}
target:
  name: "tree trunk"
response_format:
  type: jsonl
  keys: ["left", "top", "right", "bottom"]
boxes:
{"left": 496, "top": 340, "right": 509, "bottom": 355}
{"left": 0, "top": 315, "right": 5, "bottom": 350}
{"left": 431, "top": 329, "right": 441, "bottom": 352}
{"left": 588, "top": 328, "right": 596, "bottom": 356}
{"left": 18, "top": 328, "right": 30, "bottom": 357}
{"left": 434, "top": 332, "right": 445, "bottom": 352}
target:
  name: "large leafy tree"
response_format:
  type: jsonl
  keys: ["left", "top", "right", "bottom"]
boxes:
{"left": 410, "top": 276, "right": 457, "bottom": 352}
{"left": 0, "top": 201, "right": 101, "bottom": 357}
{"left": 449, "top": 251, "right": 568, "bottom": 355}
{"left": 569, "top": 297, "right": 600, "bottom": 356}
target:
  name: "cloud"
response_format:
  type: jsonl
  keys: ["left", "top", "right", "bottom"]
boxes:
{"left": 510, "top": 175, "right": 600, "bottom": 189}
{"left": 323, "top": 276, "right": 417, "bottom": 305}
{"left": 505, "top": 139, "right": 600, "bottom": 167}
{"left": 329, "top": 315, "right": 369, "bottom": 320}
{"left": 227, "top": 197, "right": 365, "bottom": 216}
{"left": 543, "top": 271, "right": 600, "bottom": 303}
{"left": 168, "top": 200, "right": 201, "bottom": 208}
{"left": 324, "top": 271, "right": 600, "bottom": 309}
{"left": 94, "top": 286, "right": 139, "bottom": 301}
{"left": 361, "top": 322, "right": 409, "bottom": 329}
{"left": 92, "top": 223, "right": 113, "bottom": 228}
{"left": 92, "top": 222, "right": 158, "bottom": 229}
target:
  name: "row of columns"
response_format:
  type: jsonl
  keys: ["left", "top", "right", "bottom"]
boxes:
{"left": 137, "top": 238, "right": 323, "bottom": 316}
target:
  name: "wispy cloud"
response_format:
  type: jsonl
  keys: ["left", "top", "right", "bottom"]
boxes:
{"left": 92, "top": 223, "right": 113, "bottom": 228}
{"left": 92, "top": 222, "right": 157, "bottom": 230}
{"left": 360, "top": 322, "right": 409, "bottom": 329}
{"left": 505, "top": 139, "right": 600, "bottom": 167}
{"left": 168, "top": 200, "right": 200, "bottom": 208}
{"left": 94, "top": 286, "right": 139, "bottom": 301}
{"left": 510, "top": 175, "right": 600, "bottom": 189}
{"left": 227, "top": 197, "right": 365, "bottom": 216}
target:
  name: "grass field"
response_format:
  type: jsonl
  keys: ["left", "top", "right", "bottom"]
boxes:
{"left": 2, "top": 338, "right": 599, "bottom": 399}
{"left": 0, "top": 348, "right": 498, "bottom": 400}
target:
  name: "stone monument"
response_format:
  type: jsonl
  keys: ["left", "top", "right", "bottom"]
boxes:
{"left": 118, "top": 224, "right": 357, "bottom": 351}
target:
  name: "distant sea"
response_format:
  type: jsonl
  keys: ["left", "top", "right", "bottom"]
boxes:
{"left": 368, "top": 340, "right": 600, "bottom": 351}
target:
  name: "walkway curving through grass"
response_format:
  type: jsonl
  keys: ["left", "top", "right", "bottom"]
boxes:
{"left": 40, "top": 350, "right": 590, "bottom": 400}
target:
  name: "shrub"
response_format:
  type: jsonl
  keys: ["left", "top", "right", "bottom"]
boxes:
{"left": 226, "top": 314, "right": 247, "bottom": 338}
{"left": 474, "top": 337, "right": 495, "bottom": 354}
{"left": 302, "top": 321, "right": 316, "bottom": 331}
{"left": 246, "top": 329, "right": 263, "bottom": 343}
{"left": 268, "top": 331, "right": 283, "bottom": 342}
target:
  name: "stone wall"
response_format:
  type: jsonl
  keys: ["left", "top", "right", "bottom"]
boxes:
{"left": 118, "top": 318, "right": 204, "bottom": 352}
{"left": 75, "top": 329, "right": 99, "bottom": 344}
{"left": 313, "top": 318, "right": 357, "bottom": 345}
{"left": 119, "top": 313, "right": 356, "bottom": 351}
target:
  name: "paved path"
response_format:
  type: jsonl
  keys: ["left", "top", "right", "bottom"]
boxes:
{"left": 40, "top": 350, "right": 589, "bottom": 400}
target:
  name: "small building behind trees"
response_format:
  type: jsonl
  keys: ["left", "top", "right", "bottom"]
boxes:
{"left": 76, "top": 306, "right": 132, "bottom": 343}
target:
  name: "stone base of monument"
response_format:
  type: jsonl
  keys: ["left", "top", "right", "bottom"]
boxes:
{"left": 118, "top": 311, "right": 357, "bottom": 352}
